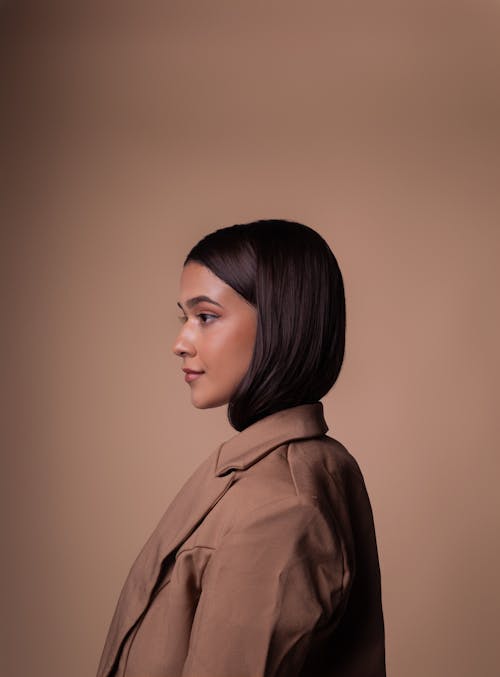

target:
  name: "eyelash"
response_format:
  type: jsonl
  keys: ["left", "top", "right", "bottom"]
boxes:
{"left": 177, "top": 313, "right": 219, "bottom": 325}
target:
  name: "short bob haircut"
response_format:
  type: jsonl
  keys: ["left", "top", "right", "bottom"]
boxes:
{"left": 184, "top": 219, "right": 346, "bottom": 432}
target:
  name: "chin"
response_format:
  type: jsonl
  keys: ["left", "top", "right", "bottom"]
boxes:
{"left": 190, "top": 391, "right": 230, "bottom": 409}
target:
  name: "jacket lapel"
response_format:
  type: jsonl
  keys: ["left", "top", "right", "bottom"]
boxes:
{"left": 98, "top": 401, "right": 328, "bottom": 677}
{"left": 97, "top": 444, "right": 236, "bottom": 677}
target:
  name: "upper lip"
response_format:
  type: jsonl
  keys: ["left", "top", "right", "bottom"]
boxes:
{"left": 182, "top": 367, "right": 204, "bottom": 374}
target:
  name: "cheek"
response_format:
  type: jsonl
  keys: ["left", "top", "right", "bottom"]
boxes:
{"left": 204, "top": 315, "right": 256, "bottom": 375}
{"left": 228, "top": 323, "right": 256, "bottom": 366}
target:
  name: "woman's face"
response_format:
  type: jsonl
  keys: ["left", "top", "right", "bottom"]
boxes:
{"left": 172, "top": 261, "right": 258, "bottom": 409}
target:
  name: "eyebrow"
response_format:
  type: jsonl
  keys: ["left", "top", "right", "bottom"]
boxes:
{"left": 177, "top": 295, "right": 224, "bottom": 311}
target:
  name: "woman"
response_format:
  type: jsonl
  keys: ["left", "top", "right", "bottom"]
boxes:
{"left": 96, "top": 219, "right": 386, "bottom": 677}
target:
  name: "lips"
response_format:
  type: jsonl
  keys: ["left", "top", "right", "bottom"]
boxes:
{"left": 182, "top": 367, "right": 205, "bottom": 384}
{"left": 184, "top": 371, "right": 204, "bottom": 383}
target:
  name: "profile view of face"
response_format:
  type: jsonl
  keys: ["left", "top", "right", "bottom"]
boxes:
{"left": 172, "top": 261, "right": 258, "bottom": 408}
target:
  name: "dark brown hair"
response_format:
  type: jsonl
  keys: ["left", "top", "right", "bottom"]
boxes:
{"left": 184, "top": 219, "right": 346, "bottom": 431}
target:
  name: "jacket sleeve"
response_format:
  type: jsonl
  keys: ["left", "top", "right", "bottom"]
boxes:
{"left": 181, "top": 495, "right": 349, "bottom": 677}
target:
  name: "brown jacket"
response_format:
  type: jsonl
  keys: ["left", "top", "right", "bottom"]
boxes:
{"left": 96, "top": 402, "right": 385, "bottom": 677}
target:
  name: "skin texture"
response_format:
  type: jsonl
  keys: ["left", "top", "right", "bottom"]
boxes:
{"left": 172, "top": 261, "right": 258, "bottom": 409}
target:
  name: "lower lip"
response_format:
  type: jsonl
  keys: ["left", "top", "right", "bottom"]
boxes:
{"left": 184, "top": 372, "right": 204, "bottom": 383}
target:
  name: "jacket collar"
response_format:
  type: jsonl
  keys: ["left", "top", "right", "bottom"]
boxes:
{"left": 215, "top": 401, "right": 328, "bottom": 476}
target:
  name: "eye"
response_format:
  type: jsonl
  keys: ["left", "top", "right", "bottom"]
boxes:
{"left": 197, "top": 313, "right": 218, "bottom": 324}
{"left": 176, "top": 313, "right": 219, "bottom": 325}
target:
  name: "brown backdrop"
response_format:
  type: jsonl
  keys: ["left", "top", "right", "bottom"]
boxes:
{"left": 1, "top": 2, "right": 499, "bottom": 676}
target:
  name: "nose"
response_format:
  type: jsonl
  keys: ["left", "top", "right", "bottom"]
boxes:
{"left": 172, "top": 327, "right": 195, "bottom": 358}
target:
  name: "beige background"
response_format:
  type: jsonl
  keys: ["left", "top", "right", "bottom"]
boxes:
{"left": 1, "top": 2, "right": 499, "bottom": 676}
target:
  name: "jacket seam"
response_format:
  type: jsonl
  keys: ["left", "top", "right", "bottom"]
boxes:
{"left": 286, "top": 442, "right": 301, "bottom": 498}
{"left": 286, "top": 442, "right": 350, "bottom": 605}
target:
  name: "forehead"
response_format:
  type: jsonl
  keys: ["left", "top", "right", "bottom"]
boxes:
{"left": 178, "top": 261, "right": 257, "bottom": 316}
{"left": 180, "top": 261, "right": 223, "bottom": 289}
{"left": 179, "top": 262, "right": 232, "bottom": 304}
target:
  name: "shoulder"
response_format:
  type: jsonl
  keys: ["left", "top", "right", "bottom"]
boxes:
{"left": 207, "top": 434, "right": 372, "bottom": 552}
{"left": 244, "top": 433, "right": 368, "bottom": 507}
{"left": 231, "top": 434, "right": 367, "bottom": 527}
{"left": 287, "top": 434, "right": 368, "bottom": 501}
{"left": 214, "top": 442, "right": 356, "bottom": 589}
